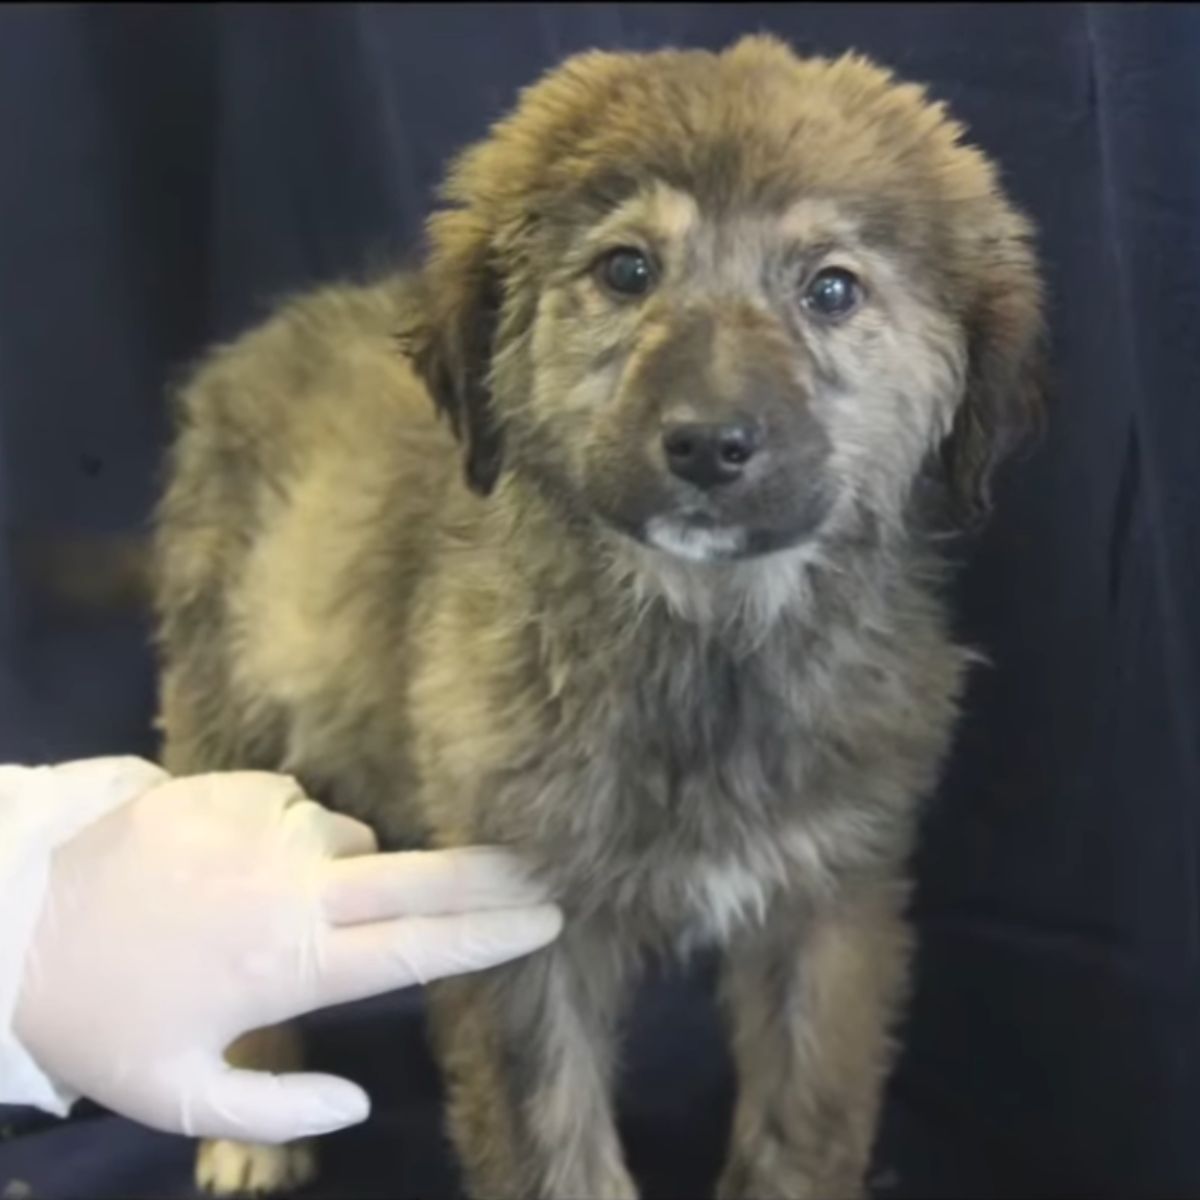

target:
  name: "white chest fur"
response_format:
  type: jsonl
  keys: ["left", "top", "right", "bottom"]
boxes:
{"left": 672, "top": 806, "right": 876, "bottom": 950}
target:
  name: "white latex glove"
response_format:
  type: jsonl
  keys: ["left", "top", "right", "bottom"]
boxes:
{"left": 2, "top": 763, "right": 561, "bottom": 1144}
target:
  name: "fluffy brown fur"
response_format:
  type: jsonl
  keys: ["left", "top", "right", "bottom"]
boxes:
{"left": 152, "top": 35, "right": 1043, "bottom": 1200}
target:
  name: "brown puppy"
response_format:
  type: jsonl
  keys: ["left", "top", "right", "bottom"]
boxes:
{"left": 153, "top": 35, "right": 1043, "bottom": 1200}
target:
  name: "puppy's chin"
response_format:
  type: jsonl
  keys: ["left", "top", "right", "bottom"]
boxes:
{"left": 601, "top": 514, "right": 826, "bottom": 633}
{"left": 644, "top": 517, "right": 747, "bottom": 564}
{"left": 637, "top": 511, "right": 832, "bottom": 565}
{"left": 590, "top": 490, "right": 835, "bottom": 567}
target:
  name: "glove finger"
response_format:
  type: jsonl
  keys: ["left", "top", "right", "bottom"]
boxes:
{"left": 184, "top": 1064, "right": 370, "bottom": 1143}
{"left": 311, "top": 808, "right": 378, "bottom": 859}
{"left": 321, "top": 846, "right": 550, "bottom": 926}
{"left": 307, "top": 905, "right": 563, "bottom": 1010}
{"left": 277, "top": 795, "right": 378, "bottom": 859}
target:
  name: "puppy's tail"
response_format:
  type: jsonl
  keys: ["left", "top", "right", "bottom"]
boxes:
{"left": 11, "top": 531, "right": 156, "bottom": 616}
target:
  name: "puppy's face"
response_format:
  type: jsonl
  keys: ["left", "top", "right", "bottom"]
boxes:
{"left": 523, "top": 185, "right": 966, "bottom": 562}
{"left": 409, "top": 37, "right": 1043, "bottom": 563}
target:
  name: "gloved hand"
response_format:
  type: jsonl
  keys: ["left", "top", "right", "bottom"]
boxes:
{"left": 4, "top": 762, "right": 561, "bottom": 1144}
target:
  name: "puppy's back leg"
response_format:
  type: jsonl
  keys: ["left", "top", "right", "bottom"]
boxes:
{"left": 195, "top": 1026, "right": 316, "bottom": 1197}
{"left": 158, "top": 670, "right": 316, "bottom": 1198}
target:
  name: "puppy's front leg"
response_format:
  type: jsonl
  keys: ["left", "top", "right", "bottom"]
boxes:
{"left": 427, "top": 925, "right": 635, "bottom": 1200}
{"left": 718, "top": 879, "right": 913, "bottom": 1200}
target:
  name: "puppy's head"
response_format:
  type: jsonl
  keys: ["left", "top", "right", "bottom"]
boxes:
{"left": 406, "top": 36, "right": 1043, "bottom": 563}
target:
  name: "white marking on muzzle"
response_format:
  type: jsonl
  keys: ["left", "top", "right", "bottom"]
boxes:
{"left": 645, "top": 518, "right": 746, "bottom": 563}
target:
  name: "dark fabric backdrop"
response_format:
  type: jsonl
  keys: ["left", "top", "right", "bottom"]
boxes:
{"left": 1, "top": 4, "right": 1198, "bottom": 1198}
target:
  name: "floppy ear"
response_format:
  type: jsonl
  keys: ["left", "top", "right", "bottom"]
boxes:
{"left": 940, "top": 229, "right": 1047, "bottom": 527}
{"left": 401, "top": 209, "right": 505, "bottom": 496}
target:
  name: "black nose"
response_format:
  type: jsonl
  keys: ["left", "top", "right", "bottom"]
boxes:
{"left": 661, "top": 418, "right": 762, "bottom": 489}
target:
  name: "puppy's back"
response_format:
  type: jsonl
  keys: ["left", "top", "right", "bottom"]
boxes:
{"left": 153, "top": 275, "right": 457, "bottom": 832}
{"left": 158, "top": 276, "right": 445, "bottom": 573}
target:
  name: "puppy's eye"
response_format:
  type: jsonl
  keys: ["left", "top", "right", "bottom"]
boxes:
{"left": 802, "top": 267, "right": 862, "bottom": 319}
{"left": 595, "top": 247, "right": 655, "bottom": 297}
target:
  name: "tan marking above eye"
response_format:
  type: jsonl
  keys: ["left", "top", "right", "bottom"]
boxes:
{"left": 575, "top": 182, "right": 699, "bottom": 271}
{"left": 777, "top": 196, "right": 864, "bottom": 247}
{"left": 649, "top": 184, "right": 701, "bottom": 242}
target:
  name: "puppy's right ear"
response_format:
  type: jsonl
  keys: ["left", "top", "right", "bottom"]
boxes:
{"left": 401, "top": 209, "right": 504, "bottom": 496}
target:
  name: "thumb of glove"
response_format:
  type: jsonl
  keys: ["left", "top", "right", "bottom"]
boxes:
{"left": 168, "top": 1054, "right": 371, "bottom": 1144}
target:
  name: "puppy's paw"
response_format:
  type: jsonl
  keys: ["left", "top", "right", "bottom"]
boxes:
{"left": 195, "top": 1138, "right": 316, "bottom": 1197}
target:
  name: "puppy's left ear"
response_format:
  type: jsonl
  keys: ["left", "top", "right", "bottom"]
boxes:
{"left": 941, "top": 220, "right": 1047, "bottom": 526}
{"left": 401, "top": 209, "right": 505, "bottom": 496}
